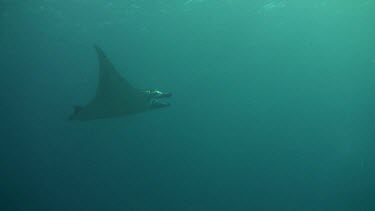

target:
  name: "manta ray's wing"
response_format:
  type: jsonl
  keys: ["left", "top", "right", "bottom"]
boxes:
{"left": 93, "top": 45, "right": 135, "bottom": 101}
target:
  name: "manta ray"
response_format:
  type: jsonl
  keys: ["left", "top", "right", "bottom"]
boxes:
{"left": 69, "top": 46, "right": 172, "bottom": 121}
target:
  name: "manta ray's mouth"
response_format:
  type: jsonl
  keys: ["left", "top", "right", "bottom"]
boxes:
{"left": 149, "top": 91, "right": 171, "bottom": 109}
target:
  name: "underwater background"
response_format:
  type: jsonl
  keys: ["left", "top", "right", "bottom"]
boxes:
{"left": 1, "top": 0, "right": 375, "bottom": 210}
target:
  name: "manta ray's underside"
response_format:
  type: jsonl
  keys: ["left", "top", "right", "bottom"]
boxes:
{"left": 69, "top": 46, "right": 172, "bottom": 121}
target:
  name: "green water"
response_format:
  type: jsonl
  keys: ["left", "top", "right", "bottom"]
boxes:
{"left": 1, "top": 0, "right": 374, "bottom": 210}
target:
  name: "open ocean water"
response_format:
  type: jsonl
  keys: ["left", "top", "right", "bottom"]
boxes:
{"left": 1, "top": 0, "right": 375, "bottom": 210}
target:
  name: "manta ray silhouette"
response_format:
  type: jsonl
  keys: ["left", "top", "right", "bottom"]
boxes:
{"left": 69, "top": 46, "right": 172, "bottom": 121}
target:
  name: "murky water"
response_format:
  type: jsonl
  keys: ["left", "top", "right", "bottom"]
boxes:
{"left": 1, "top": 1, "right": 374, "bottom": 210}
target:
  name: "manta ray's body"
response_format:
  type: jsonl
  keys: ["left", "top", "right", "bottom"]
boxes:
{"left": 70, "top": 46, "right": 171, "bottom": 121}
